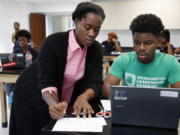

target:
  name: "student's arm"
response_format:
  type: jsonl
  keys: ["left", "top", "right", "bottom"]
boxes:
{"left": 168, "top": 56, "right": 180, "bottom": 88}
{"left": 103, "top": 53, "right": 126, "bottom": 98}
{"left": 113, "top": 38, "right": 121, "bottom": 52}
{"left": 166, "top": 42, "right": 174, "bottom": 55}
{"left": 102, "top": 74, "right": 121, "bottom": 98}
{"left": 170, "top": 81, "right": 180, "bottom": 88}
{"left": 175, "top": 48, "right": 180, "bottom": 54}
{"left": 12, "top": 33, "right": 15, "bottom": 43}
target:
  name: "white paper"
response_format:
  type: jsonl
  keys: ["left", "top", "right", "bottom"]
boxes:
{"left": 17, "top": 53, "right": 23, "bottom": 57}
{"left": 101, "top": 100, "right": 111, "bottom": 111}
{"left": 52, "top": 117, "right": 107, "bottom": 132}
{"left": 111, "top": 51, "right": 121, "bottom": 55}
{"left": 160, "top": 91, "right": 178, "bottom": 98}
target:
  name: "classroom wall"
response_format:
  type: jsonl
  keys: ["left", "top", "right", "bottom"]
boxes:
{"left": 0, "top": 0, "right": 180, "bottom": 53}
{"left": 38, "top": 0, "right": 180, "bottom": 47}
{"left": 96, "top": 29, "right": 180, "bottom": 47}
{"left": 0, "top": 1, "right": 77, "bottom": 53}
{"left": 96, "top": 0, "right": 180, "bottom": 29}
{"left": 0, "top": 1, "right": 33, "bottom": 53}
{"left": 31, "top": 2, "right": 77, "bottom": 13}
{"left": 95, "top": 0, "right": 180, "bottom": 47}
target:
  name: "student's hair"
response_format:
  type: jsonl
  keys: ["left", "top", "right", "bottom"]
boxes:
{"left": 130, "top": 14, "right": 164, "bottom": 36}
{"left": 14, "top": 21, "right": 20, "bottom": 25}
{"left": 15, "top": 29, "right": 31, "bottom": 42}
{"left": 72, "top": 2, "right": 105, "bottom": 21}
{"left": 108, "top": 32, "right": 118, "bottom": 39}
{"left": 160, "top": 29, "right": 170, "bottom": 42}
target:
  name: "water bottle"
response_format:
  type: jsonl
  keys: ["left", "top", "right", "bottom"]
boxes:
{"left": 25, "top": 51, "right": 32, "bottom": 67}
{"left": 0, "top": 58, "right": 3, "bottom": 71}
{"left": 8, "top": 91, "right": 13, "bottom": 107}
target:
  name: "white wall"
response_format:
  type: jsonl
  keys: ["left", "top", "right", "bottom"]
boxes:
{"left": 0, "top": 0, "right": 180, "bottom": 53}
{"left": 41, "top": 0, "right": 180, "bottom": 47}
{"left": 46, "top": 15, "right": 69, "bottom": 36}
{"left": 0, "top": 1, "right": 78, "bottom": 53}
{"left": 95, "top": 0, "right": 180, "bottom": 47}
{"left": 0, "top": 1, "right": 33, "bottom": 53}
{"left": 96, "top": 0, "right": 180, "bottom": 29}
{"left": 30, "top": 2, "right": 76, "bottom": 13}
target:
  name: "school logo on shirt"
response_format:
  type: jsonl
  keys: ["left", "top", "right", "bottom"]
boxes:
{"left": 124, "top": 72, "right": 166, "bottom": 88}
{"left": 125, "top": 73, "right": 136, "bottom": 86}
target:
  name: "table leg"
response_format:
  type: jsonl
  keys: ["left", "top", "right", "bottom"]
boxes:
{"left": 0, "top": 82, "right": 7, "bottom": 127}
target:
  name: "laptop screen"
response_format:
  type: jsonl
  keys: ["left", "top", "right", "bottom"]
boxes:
{"left": 0, "top": 53, "right": 26, "bottom": 69}
{"left": 110, "top": 86, "right": 180, "bottom": 129}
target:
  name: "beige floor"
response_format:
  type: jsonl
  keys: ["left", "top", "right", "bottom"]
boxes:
{"left": 0, "top": 95, "right": 9, "bottom": 135}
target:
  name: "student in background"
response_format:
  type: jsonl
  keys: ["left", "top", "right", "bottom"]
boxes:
{"left": 101, "top": 32, "right": 121, "bottom": 55}
{"left": 175, "top": 47, "right": 180, "bottom": 54}
{"left": 157, "top": 29, "right": 175, "bottom": 55}
{"left": 14, "top": 29, "right": 38, "bottom": 62}
{"left": 12, "top": 21, "right": 21, "bottom": 52}
{"left": 9, "top": 2, "right": 105, "bottom": 135}
{"left": 102, "top": 14, "right": 180, "bottom": 98}
{"left": 4, "top": 29, "right": 38, "bottom": 107}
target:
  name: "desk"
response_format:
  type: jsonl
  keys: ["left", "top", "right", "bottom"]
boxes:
{"left": 41, "top": 119, "right": 178, "bottom": 135}
{"left": 0, "top": 70, "right": 21, "bottom": 127}
{"left": 103, "top": 55, "right": 118, "bottom": 62}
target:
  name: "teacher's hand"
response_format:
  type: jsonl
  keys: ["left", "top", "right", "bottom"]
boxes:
{"left": 73, "top": 94, "right": 94, "bottom": 118}
{"left": 49, "top": 101, "right": 68, "bottom": 119}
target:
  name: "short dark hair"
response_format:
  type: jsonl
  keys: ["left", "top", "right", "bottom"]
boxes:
{"left": 14, "top": 21, "right": 20, "bottom": 25}
{"left": 160, "top": 29, "right": 170, "bottom": 42}
{"left": 72, "top": 2, "right": 105, "bottom": 21}
{"left": 130, "top": 14, "right": 164, "bottom": 36}
{"left": 15, "top": 29, "right": 31, "bottom": 42}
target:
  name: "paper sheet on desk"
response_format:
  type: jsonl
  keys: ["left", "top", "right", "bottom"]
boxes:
{"left": 52, "top": 117, "right": 107, "bottom": 132}
{"left": 111, "top": 51, "right": 121, "bottom": 55}
{"left": 101, "top": 100, "right": 111, "bottom": 111}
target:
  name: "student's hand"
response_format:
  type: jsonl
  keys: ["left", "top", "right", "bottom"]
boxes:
{"left": 49, "top": 101, "right": 68, "bottom": 119}
{"left": 166, "top": 42, "right": 172, "bottom": 47}
{"left": 112, "top": 38, "right": 117, "bottom": 43}
{"left": 73, "top": 94, "right": 94, "bottom": 118}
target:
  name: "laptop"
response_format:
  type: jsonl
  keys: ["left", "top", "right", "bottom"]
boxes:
{"left": 111, "top": 125, "right": 177, "bottom": 135}
{"left": 0, "top": 53, "right": 26, "bottom": 69}
{"left": 110, "top": 86, "right": 180, "bottom": 129}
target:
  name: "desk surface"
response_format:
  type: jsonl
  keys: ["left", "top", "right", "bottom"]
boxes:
{"left": 41, "top": 119, "right": 178, "bottom": 135}
{"left": 0, "top": 70, "right": 21, "bottom": 127}
{"left": 0, "top": 70, "right": 21, "bottom": 83}
{"left": 0, "top": 69, "right": 24, "bottom": 74}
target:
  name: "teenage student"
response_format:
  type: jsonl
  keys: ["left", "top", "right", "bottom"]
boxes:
{"left": 157, "top": 29, "right": 175, "bottom": 55}
{"left": 101, "top": 32, "right": 121, "bottom": 55}
{"left": 102, "top": 14, "right": 180, "bottom": 98}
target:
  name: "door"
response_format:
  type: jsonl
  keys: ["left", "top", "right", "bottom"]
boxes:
{"left": 29, "top": 13, "right": 46, "bottom": 51}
